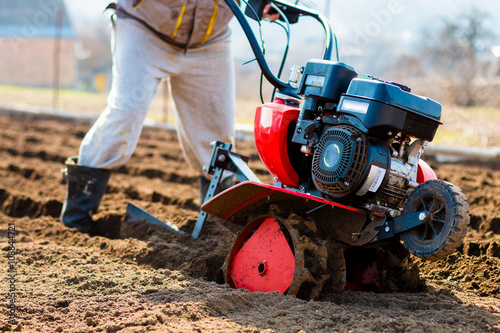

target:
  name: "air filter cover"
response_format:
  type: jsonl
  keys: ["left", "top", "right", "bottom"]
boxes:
{"left": 312, "top": 125, "right": 390, "bottom": 199}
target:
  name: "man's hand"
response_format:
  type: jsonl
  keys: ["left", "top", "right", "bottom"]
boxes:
{"left": 262, "top": 4, "right": 280, "bottom": 21}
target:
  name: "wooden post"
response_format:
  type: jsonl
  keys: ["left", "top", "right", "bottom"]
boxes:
{"left": 53, "top": 5, "right": 64, "bottom": 110}
{"left": 162, "top": 78, "right": 171, "bottom": 123}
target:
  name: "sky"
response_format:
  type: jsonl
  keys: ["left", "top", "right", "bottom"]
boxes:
{"left": 65, "top": 0, "right": 500, "bottom": 40}
{"left": 64, "top": 0, "right": 500, "bottom": 75}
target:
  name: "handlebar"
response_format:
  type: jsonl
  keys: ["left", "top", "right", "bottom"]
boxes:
{"left": 268, "top": 0, "right": 335, "bottom": 61}
{"left": 224, "top": 0, "right": 336, "bottom": 96}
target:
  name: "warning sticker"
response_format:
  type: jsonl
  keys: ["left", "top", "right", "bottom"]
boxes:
{"left": 356, "top": 165, "right": 386, "bottom": 196}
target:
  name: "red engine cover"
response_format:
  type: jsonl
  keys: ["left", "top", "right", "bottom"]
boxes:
{"left": 254, "top": 101, "right": 300, "bottom": 187}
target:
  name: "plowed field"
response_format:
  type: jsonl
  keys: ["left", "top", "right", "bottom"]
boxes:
{"left": 1, "top": 113, "right": 499, "bottom": 332}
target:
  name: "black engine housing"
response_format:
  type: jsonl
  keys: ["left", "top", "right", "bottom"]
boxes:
{"left": 311, "top": 125, "right": 391, "bottom": 199}
{"left": 338, "top": 79, "right": 442, "bottom": 141}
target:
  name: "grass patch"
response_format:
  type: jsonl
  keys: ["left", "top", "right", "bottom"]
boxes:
{"left": 434, "top": 105, "right": 500, "bottom": 147}
{"left": 0, "top": 84, "right": 107, "bottom": 115}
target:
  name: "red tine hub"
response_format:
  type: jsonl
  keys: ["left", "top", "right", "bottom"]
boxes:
{"left": 229, "top": 218, "right": 295, "bottom": 293}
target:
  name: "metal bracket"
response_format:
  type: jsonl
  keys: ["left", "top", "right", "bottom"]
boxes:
{"left": 192, "top": 141, "right": 261, "bottom": 239}
{"left": 374, "top": 211, "right": 428, "bottom": 241}
{"left": 192, "top": 167, "right": 224, "bottom": 239}
{"left": 214, "top": 148, "right": 260, "bottom": 183}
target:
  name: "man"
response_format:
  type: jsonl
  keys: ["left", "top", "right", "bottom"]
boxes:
{"left": 60, "top": 0, "right": 278, "bottom": 233}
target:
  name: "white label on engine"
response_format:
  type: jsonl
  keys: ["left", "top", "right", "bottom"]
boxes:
{"left": 356, "top": 165, "right": 386, "bottom": 196}
{"left": 305, "top": 75, "right": 326, "bottom": 88}
{"left": 340, "top": 99, "right": 369, "bottom": 114}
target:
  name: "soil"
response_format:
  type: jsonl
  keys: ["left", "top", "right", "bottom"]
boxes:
{"left": 1, "top": 112, "right": 499, "bottom": 333}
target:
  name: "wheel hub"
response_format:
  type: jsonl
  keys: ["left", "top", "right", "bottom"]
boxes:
{"left": 419, "top": 211, "right": 430, "bottom": 222}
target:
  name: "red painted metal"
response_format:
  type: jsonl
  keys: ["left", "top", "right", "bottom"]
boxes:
{"left": 254, "top": 102, "right": 300, "bottom": 187}
{"left": 201, "top": 181, "right": 374, "bottom": 222}
{"left": 229, "top": 217, "right": 295, "bottom": 293}
{"left": 417, "top": 159, "right": 437, "bottom": 183}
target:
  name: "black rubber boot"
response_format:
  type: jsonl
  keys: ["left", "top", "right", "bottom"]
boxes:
{"left": 199, "top": 175, "right": 234, "bottom": 204}
{"left": 60, "top": 157, "right": 112, "bottom": 233}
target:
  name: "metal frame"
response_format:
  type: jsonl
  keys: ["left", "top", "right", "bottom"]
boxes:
{"left": 192, "top": 142, "right": 431, "bottom": 240}
{"left": 192, "top": 141, "right": 261, "bottom": 239}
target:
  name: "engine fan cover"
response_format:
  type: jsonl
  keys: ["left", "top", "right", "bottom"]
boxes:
{"left": 312, "top": 125, "right": 390, "bottom": 199}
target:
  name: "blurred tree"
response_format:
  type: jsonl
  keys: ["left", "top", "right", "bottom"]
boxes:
{"left": 421, "top": 8, "right": 495, "bottom": 106}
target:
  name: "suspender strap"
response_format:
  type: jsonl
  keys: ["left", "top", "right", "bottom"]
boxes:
{"left": 173, "top": 5, "right": 187, "bottom": 38}
{"left": 200, "top": 0, "right": 219, "bottom": 44}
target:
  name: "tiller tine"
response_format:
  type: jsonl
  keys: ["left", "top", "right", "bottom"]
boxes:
{"left": 125, "top": 202, "right": 185, "bottom": 234}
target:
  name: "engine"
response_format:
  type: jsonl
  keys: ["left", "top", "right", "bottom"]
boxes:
{"left": 289, "top": 60, "right": 442, "bottom": 213}
{"left": 310, "top": 125, "right": 427, "bottom": 212}
{"left": 311, "top": 125, "right": 390, "bottom": 199}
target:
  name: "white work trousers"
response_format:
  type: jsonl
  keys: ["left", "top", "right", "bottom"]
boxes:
{"left": 79, "top": 17, "right": 236, "bottom": 175}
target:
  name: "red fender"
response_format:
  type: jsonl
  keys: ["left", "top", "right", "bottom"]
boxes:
{"left": 254, "top": 102, "right": 300, "bottom": 187}
{"left": 201, "top": 181, "right": 374, "bottom": 222}
{"left": 417, "top": 159, "right": 437, "bottom": 183}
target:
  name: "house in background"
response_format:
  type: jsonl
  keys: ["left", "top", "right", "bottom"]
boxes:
{"left": 0, "top": 0, "right": 77, "bottom": 88}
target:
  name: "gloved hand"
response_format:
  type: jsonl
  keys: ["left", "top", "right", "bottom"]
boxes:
{"left": 262, "top": 3, "right": 280, "bottom": 21}
{"left": 244, "top": 0, "right": 301, "bottom": 24}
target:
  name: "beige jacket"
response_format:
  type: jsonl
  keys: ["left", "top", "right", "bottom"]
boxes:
{"left": 116, "top": 0, "right": 238, "bottom": 48}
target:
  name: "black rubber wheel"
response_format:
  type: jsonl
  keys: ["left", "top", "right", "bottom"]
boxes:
{"left": 400, "top": 180, "right": 469, "bottom": 261}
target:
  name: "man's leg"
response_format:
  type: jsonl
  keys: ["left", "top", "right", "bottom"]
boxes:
{"left": 79, "top": 18, "right": 164, "bottom": 169}
{"left": 169, "top": 36, "right": 237, "bottom": 201}
{"left": 169, "top": 36, "right": 236, "bottom": 173}
{"left": 62, "top": 18, "right": 164, "bottom": 232}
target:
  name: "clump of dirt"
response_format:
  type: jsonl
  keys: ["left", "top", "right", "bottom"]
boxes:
{"left": 0, "top": 113, "right": 499, "bottom": 332}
